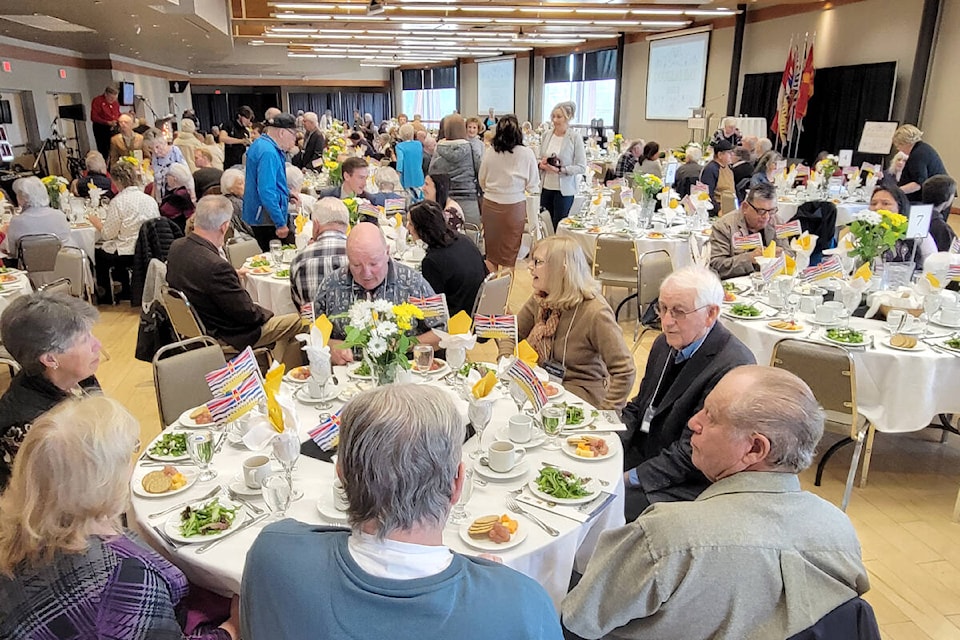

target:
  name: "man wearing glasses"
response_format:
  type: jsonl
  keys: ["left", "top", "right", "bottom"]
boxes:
{"left": 709, "top": 180, "right": 793, "bottom": 279}
{"left": 620, "top": 266, "right": 755, "bottom": 521}
{"left": 242, "top": 112, "right": 298, "bottom": 250}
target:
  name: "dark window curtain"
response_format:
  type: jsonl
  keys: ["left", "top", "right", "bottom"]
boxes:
{"left": 288, "top": 91, "right": 390, "bottom": 123}
{"left": 226, "top": 93, "right": 280, "bottom": 122}
{"left": 544, "top": 55, "right": 571, "bottom": 83}
{"left": 401, "top": 70, "right": 423, "bottom": 90}
{"left": 739, "top": 62, "right": 895, "bottom": 164}
{"left": 192, "top": 93, "right": 230, "bottom": 132}
{"left": 584, "top": 49, "right": 617, "bottom": 81}
{"left": 431, "top": 67, "right": 457, "bottom": 89}
{"left": 342, "top": 92, "right": 391, "bottom": 123}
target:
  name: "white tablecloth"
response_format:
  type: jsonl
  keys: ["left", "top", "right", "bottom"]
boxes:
{"left": 775, "top": 200, "right": 869, "bottom": 227}
{"left": 244, "top": 272, "right": 298, "bottom": 316}
{"left": 69, "top": 225, "right": 99, "bottom": 264}
{"left": 557, "top": 225, "right": 693, "bottom": 272}
{"left": 719, "top": 285, "right": 960, "bottom": 433}
{"left": 0, "top": 271, "right": 31, "bottom": 314}
{"left": 736, "top": 117, "right": 768, "bottom": 140}
{"left": 130, "top": 370, "right": 626, "bottom": 607}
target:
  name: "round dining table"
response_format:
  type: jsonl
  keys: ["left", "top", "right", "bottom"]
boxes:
{"left": 557, "top": 222, "right": 694, "bottom": 272}
{"left": 0, "top": 269, "right": 31, "bottom": 312}
{"left": 718, "top": 277, "right": 960, "bottom": 434}
{"left": 130, "top": 367, "right": 626, "bottom": 610}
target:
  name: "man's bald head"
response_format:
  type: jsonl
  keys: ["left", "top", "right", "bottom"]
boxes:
{"left": 346, "top": 222, "right": 390, "bottom": 291}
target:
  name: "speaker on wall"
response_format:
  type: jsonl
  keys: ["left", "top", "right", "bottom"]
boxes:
{"left": 0, "top": 100, "right": 11, "bottom": 125}
{"left": 58, "top": 104, "right": 86, "bottom": 121}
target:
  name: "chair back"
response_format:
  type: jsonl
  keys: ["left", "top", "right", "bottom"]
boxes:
{"left": 225, "top": 237, "right": 263, "bottom": 269}
{"left": 161, "top": 285, "right": 206, "bottom": 340}
{"left": 38, "top": 278, "right": 72, "bottom": 296}
{"left": 152, "top": 336, "right": 226, "bottom": 427}
{"left": 472, "top": 271, "right": 512, "bottom": 317}
{"left": 637, "top": 249, "right": 673, "bottom": 312}
{"left": 770, "top": 338, "right": 858, "bottom": 437}
{"left": 202, "top": 185, "right": 222, "bottom": 197}
{"left": 461, "top": 222, "right": 482, "bottom": 249}
{"left": 538, "top": 210, "right": 555, "bottom": 237}
{"left": 593, "top": 234, "right": 638, "bottom": 288}
{"left": 793, "top": 200, "right": 838, "bottom": 263}
{"left": 53, "top": 246, "right": 93, "bottom": 301}
{"left": 17, "top": 234, "right": 62, "bottom": 287}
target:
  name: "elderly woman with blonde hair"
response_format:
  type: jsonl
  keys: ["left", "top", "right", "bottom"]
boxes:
{"left": 711, "top": 116, "right": 742, "bottom": 148}
{"left": 892, "top": 124, "right": 946, "bottom": 201}
{"left": 499, "top": 236, "right": 635, "bottom": 410}
{"left": 395, "top": 122, "right": 424, "bottom": 193}
{"left": 0, "top": 396, "right": 240, "bottom": 638}
{"left": 538, "top": 101, "right": 587, "bottom": 230}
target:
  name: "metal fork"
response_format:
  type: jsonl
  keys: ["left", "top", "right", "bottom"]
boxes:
{"left": 506, "top": 497, "right": 559, "bottom": 537}
{"left": 223, "top": 485, "right": 265, "bottom": 515}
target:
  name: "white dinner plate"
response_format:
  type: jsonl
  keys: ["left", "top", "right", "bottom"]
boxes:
{"left": 163, "top": 497, "right": 244, "bottom": 543}
{"left": 474, "top": 459, "right": 530, "bottom": 481}
{"left": 821, "top": 333, "right": 868, "bottom": 348}
{"left": 561, "top": 435, "right": 616, "bottom": 462}
{"left": 247, "top": 267, "right": 274, "bottom": 277}
{"left": 766, "top": 320, "right": 806, "bottom": 334}
{"left": 938, "top": 339, "right": 960, "bottom": 354}
{"left": 177, "top": 405, "right": 217, "bottom": 428}
{"left": 317, "top": 499, "right": 349, "bottom": 523}
{"left": 882, "top": 337, "right": 925, "bottom": 352}
{"left": 722, "top": 308, "right": 774, "bottom": 321}
{"left": 558, "top": 404, "right": 594, "bottom": 430}
{"left": 131, "top": 467, "right": 199, "bottom": 499}
{"left": 527, "top": 476, "right": 600, "bottom": 505}
{"left": 495, "top": 427, "right": 546, "bottom": 448}
{"left": 409, "top": 358, "right": 449, "bottom": 376}
{"left": 283, "top": 366, "right": 311, "bottom": 384}
{"left": 459, "top": 521, "right": 527, "bottom": 552}
{"left": 293, "top": 385, "right": 338, "bottom": 405}
{"left": 228, "top": 472, "right": 278, "bottom": 497}
{"left": 542, "top": 382, "right": 565, "bottom": 402}
{"left": 345, "top": 362, "right": 373, "bottom": 380}
{"left": 931, "top": 311, "right": 960, "bottom": 329}
{"left": 144, "top": 431, "right": 191, "bottom": 462}
{"left": 271, "top": 271, "right": 290, "bottom": 280}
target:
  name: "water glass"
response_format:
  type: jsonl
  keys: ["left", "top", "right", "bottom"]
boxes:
{"left": 449, "top": 467, "right": 474, "bottom": 525}
{"left": 445, "top": 347, "right": 466, "bottom": 388}
{"left": 261, "top": 473, "right": 293, "bottom": 520}
{"left": 272, "top": 427, "right": 303, "bottom": 500}
{"left": 467, "top": 400, "right": 493, "bottom": 460}
{"left": 750, "top": 273, "right": 766, "bottom": 296}
{"left": 508, "top": 380, "right": 528, "bottom": 413}
{"left": 269, "top": 239, "right": 283, "bottom": 266}
{"left": 412, "top": 345, "right": 434, "bottom": 376}
{"left": 886, "top": 309, "right": 906, "bottom": 334}
{"left": 311, "top": 360, "right": 333, "bottom": 409}
{"left": 922, "top": 294, "right": 942, "bottom": 335}
{"left": 187, "top": 429, "right": 217, "bottom": 481}
{"left": 540, "top": 405, "right": 564, "bottom": 451}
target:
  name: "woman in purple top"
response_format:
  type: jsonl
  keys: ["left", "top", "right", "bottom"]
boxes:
{"left": 0, "top": 396, "right": 240, "bottom": 640}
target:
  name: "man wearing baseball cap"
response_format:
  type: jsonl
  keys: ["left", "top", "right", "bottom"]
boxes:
{"left": 242, "top": 112, "right": 299, "bottom": 249}
{"left": 699, "top": 139, "right": 736, "bottom": 214}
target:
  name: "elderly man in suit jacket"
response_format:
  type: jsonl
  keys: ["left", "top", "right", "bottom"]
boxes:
{"left": 293, "top": 111, "right": 326, "bottom": 171}
{"left": 621, "top": 266, "right": 755, "bottom": 521}
{"left": 165, "top": 195, "right": 302, "bottom": 368}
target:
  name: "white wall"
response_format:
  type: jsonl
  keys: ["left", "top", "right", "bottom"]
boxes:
{"left": 111, "top": 62, "right": 194, "bottom": 124}
{"left": 921, "top": 0, "right": 959, "bottom": 176}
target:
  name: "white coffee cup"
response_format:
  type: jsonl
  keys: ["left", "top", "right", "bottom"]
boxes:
{"left": 652, "top": 221, "right": 665, "bottom": 232}
{"left": 508, "top": 414, "right": 533, "bottom": 444}
{"left": 242, "top": 455, "right": 271, "bottom": 490}
{"left": 939, "top": 306, "right": 960, "bottom": 326}
{"left": 815, "top": 300, "right": 845, "bottom": 323}
{"left": 799, "top": 293, "right": 823, "bottom": 314}
{"left": 488, "top": 440, "right": 526, "bottom": 473}
{"left": 332, "top": 478, "right": 349, "bottom": 512}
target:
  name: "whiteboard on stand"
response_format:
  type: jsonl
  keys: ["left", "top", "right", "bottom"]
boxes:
{"left": 857, "top": 121, "right": 899, "bottom": 155}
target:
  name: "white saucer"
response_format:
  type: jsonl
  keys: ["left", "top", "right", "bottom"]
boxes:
{"left": 931, "top": 311, "right": 960, "bottom": 329}
{"left": 496, "top": 426, "right": 546, "bottom": 448}
{"left": 229, "top": 475, "right": 264, "bottom": 497}
{"left": 317, "top": 498, "right": 349, "bottom": 523}
{"left": 293, "top": 386, "right": 338, "bottom": 405}
{"left": 459, "top": 521, "right": 527, "bottom": 551}
{"left": 474, "top": 459, "right": 530, "bottom": 481}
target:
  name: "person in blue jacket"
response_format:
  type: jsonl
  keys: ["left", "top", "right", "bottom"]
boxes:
{"left": 242, "top": 112, "right": 298, "bottom": 250}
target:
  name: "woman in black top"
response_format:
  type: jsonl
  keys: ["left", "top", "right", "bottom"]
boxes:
{"left": 893, "top": 124, "right": 946, "bottom": 203}
{"left": 407, "top": 200, "right": 488, "bottom": 317}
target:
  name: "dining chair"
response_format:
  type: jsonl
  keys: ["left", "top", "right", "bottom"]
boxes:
{"left": 225, "top": 237, "right": 263, "bottom": 269}
{"left": 38, "top": 277, "right": 73, "bottom": 296}
{"left": 161, "top": 285, "right": 208, "bottom": 341}
{"left": 769, "top": 337, "right": 873, "bottom": 511}
{"left": 472, "top": 271, "right": 513, "bottom": 317}
{"left": 720, "top": 193, "right": 737, "bottom": 216}
{"left": 593, "top": 233, "right": 638, "bottom": 313}
{"left": 461, "top": 222, "right": 482, "bottom": 251}
{"left": 152, "top": 336, "right": 225, "bottom": 428}
{"left": 16, "top": 233, "right": 62, "bottom": 289}
{"left": 53, "top": 246, "right": 95, "bottom": 302}
{"left": 537, "top": 210, "right": 555, "bottom": 238}
{"left": 630, "top": 249, "right": 673, "bottom": 354}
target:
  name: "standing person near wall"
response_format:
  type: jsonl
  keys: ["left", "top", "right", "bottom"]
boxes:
{"left": 538, "top": 101, "right": 586, "bottom": 231}
{"left": 90, "top": 86, "right": 121, "bottom": 159}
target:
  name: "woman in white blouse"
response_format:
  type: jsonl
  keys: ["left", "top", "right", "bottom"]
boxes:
{"left": 88, "top": 161, "right": 159, "bottom": 302}
{"left": 538, "top": 101, "right": 587, "bottom": 231}
{"left": 478, "top": 115, "right": 540, "bottom": 271}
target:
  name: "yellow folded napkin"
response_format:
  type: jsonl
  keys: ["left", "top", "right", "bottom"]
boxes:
{"left": 785, "top": 254, "right": 796, "bottom": 275}
{"left": 265, "top": 365, "right": 285, "bottom": 433}
{"left": 295, "top": 214, "right": 307, "bottom": 235}
{"left": 314, "top": 314, "right": 333, "bottom": 346}
{"left": 853, "top": 262, "right": 872, "bottom": 283}
{"left": 394, "top": 212, "right": 403, "bottom": 228}
{"left": 669, "top": 198, "right": 679, "bottom": 209}
{"left": 695, "top": 191, "right": 711, "bottom": 203}
{"left": 796, "top": 233, "right": 813, "bottom": 252}
{"left": 448, "top": 310, "right": 472, "bottom": 335}
{"left": 762, "top": 241, "right": 777, "bottom": 259}
{"left": 516, "top": 340, "right": 538, "bottom": 367}
{"left": 471, "top": 371, "right": 498, "bottom": 399}
{"left": 925, "top": 272, "right": 941, "bottom": 289}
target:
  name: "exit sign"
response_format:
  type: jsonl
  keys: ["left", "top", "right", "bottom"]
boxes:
{"left": 59, "top": 68, "right": 67, "bottom": 79}
{"left": 1, "top": 61, "right": 10, "bottom": 73}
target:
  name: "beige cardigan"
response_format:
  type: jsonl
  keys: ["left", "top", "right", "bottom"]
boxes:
{"left": 499, "top": 295, "right": 636, "bottom": 410}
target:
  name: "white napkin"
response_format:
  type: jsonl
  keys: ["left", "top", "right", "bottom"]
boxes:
{"left": 434, "top": 329, "right": 477, "bottom": 350}
{"left": 864, "top": 287, "right": 921, "bottom": 319}
{"left": 88, "top": 187, "right": 104, "bottom": 204}
{"left": 241, "top": 393, "right": 300, "bottom": 450}
{"left": 394, "top": 225, "right": 408, "bottom": 256}
{"left": 864, "top": 173, "right": 878, "bottom": 193}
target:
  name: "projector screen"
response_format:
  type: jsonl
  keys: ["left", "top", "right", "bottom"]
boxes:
{"left": 645, "top": 31, "right": 710, "bottom": 120}
{"left": 477, "top": 58, "right": 515, "bottom": 115}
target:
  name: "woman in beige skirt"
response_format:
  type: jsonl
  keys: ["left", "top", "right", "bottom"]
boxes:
{"left": 478, "top": 115, "right": 540, "bottom": 271}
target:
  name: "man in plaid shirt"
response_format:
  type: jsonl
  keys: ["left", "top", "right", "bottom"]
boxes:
{"left": 289, "top": 197, "right": 349, "bottom": 308}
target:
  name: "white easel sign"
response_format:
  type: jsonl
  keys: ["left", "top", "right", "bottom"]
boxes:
{"left": 857, "top": 122, "right": 899, "bottom": 156}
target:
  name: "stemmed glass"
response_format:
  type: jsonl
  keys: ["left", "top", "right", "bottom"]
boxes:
{"left": 783, "top": 294, "right": 801, "bottom": 322}
{"left": 311, "top": 360, "right": 333, "bottom": 410}
{"left": 449, "top": 467, "right": 475, "bottom": 525}
{"left": 187, "top": 429, "right": 217, "bottom": 481}
{"left": 268, "top": 239, "right": 283, "bottom": 267}
{"left": 508, "top": 380, "right": 528, "bottom": 414}
{"left": 261, "top": 474, "right": 293, "bottom": 521}
{"left": 540, "top": 405, "right": 564, "bottom": 451}
{"left": 838, "top": 288, "right": 861, "bottom": 328}
{"left": 272, "top": 426, "right": 303, "bottom": 501}
{"left": 412, "top": 345, "right": 434, "bottom": 379}
{"left": 467, "top": 399, "right": 493, "bottom": 460}
{"left": 445, "top": 347, "right": 466, "bottom": 389}
{"left": 921, "top": 293, "right": 942, "bottom": 335}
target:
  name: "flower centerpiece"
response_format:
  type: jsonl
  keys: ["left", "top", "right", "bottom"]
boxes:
{"left": 337, "top": 300, "right": 424, "bottom": 384}
{"left": 40, "top": 175, "right": 68, "bottom": 210}
{"left": 611, "top": 133, "right": 623, "bottom": 154}
{"left": 847, "top": 209, "right": 908, "bottom": 265}
{"left": 323, "top": 129, "right": 348, "bottom": 186}
{"left": 816, "top": 154, "right": 840, "bottom": 179}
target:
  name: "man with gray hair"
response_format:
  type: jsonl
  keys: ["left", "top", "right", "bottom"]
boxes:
{"left": 242, "top": 112, "right": 298, "bottom": 249}
{"left": 165, "top": 195, "right": 302, "bottom": 367}
{"left": 241, "top": 384, "right": 562, "bottom": 639}
{"left": 288, "top": 197, "right": 349, "bottom": 308}
{"left": 710, "top": 180, "right": 794, "bottom": 279}
{"left": 292, "top": 110, "right": 326, "bottom": 171}
{"left": 673, "top": 145, "right": 703, "bottom": 198}
{"left": 564, "top": 365, "right": 871, "bottom": 639}
{"left": 621, "top": 266, "right": 755, "bottom": 521}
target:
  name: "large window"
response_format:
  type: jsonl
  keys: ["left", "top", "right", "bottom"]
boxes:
{"left": 542, "top": 49, "right": 617, "bottom": 126}
{"left": 401, "top": 67, "right": 457, "bottom": 125}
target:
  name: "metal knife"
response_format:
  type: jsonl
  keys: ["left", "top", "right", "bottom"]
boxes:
{"left": 196, "top": 513, "right": 271, "bottom": 554}
{"left": 148, "top": 485, "right": 221, "bottom": 519}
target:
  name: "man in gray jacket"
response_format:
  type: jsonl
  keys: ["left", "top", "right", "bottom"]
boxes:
{"left": 709, "top": 180, "right": 793, "bottom": 279}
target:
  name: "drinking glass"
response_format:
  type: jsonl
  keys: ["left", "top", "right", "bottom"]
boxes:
{"left": 412, "top": 345, "right": 434, "bottom": 377}
{"left": 750, "top": 273, "right": 766, "bottom": 296}
{"left": 467, "top": 400, "right": 493, "bottom": 460}
{"left": 784, "top": 294, "right": 801, "bottom": 322}
{"left": 272, "top": 426, "right": 303, "bottom": 500}
{"left": 312, "top": 360, "right": 333, "bottom": 410}
{"left": 922, "top": 294, "right": 942, "bottom": 335}
{"left": 269, "top": 239, "right": 283, "bottom": 267}
{"left": 886, "top": 309, "right": 906, "bottom": 335}
{"left": 540, "top": 405, "right": 564, "bottom": 451}
{"left": 187, "top": 429, "right": 217, "bottom": 481}
{"left": 261, "top": 473, "right": 293, "bottom": 520}
{"left": 449, "top": 467, "right": 475, "bottom": 525}
{"left": 508, "top": 380, "right": 528, "bottom": 414}
{"left": 445, "top": 347, "right": 466, "bottom": 388}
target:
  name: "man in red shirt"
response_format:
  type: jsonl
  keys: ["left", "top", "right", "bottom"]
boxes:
{"left": 90, "top": 86, "right": 121, "bottom": 158}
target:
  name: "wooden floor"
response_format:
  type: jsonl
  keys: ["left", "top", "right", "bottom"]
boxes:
{"left": 81, "top": 251, "right": 960, "bottom": 639}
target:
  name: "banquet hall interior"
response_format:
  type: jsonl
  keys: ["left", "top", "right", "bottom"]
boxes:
{"left": 0, "top": 0, "right": 959, "bottom": 637}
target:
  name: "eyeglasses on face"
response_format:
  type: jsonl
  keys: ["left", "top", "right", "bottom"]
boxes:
{"left": 656, "top": 303, "right": 711, "bottom": 321}
{"left": 746, "top": 201, "right": 778, "bottom": 217}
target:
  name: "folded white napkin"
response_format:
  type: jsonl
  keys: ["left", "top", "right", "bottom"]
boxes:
{"left": 434, "top": 329, "right": 477, "bottom": 350}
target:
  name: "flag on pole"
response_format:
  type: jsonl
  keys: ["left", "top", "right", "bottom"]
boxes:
{"left": 793, "top": 40, "right": 815, "bottom": 132}
{"left": 206, "top": 373, "right": 266, "bottom": 424}
{"left": 308, "top": 410, "right": 342, "bottom": 451}
{"left": 771, "top": 43, "right": 797, "bottom": 145}
{"left": 733, "top": 232, "right": 763, "bottom": 251}
{"left": 761, "top": 254, "right": 787, "bottom": 282}
{"left": 504, "top": 358, "right": 548, "bottom": 412}
{"left": 205, "top": 346, "right": 260, "bottom": 395}
{"left": 949, "top": 236, "right": 960, "bottom": 254}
